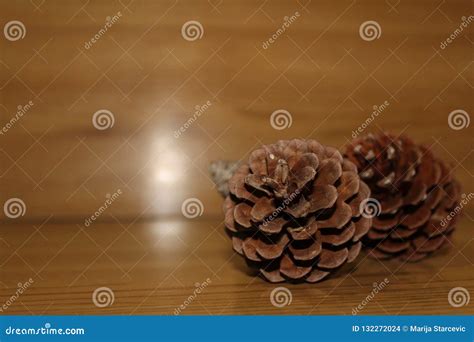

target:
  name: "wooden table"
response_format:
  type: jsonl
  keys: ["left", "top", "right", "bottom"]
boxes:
{"left": 0, "top": 0, "right": 472, "bottom": 315}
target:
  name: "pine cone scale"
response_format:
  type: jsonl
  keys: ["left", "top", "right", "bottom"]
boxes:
{"left": 318, "top": 248, "right": 349, "bottom": 269}
{"left": 353, "top": 217, "right": 372, "bottom": 240}
{"left": 347, "top": 241, "right": 362, "bottom": 262}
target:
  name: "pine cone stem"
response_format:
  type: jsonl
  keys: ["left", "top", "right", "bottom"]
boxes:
{"left": 209, "top": 160, "right": 240, "bottom": 197}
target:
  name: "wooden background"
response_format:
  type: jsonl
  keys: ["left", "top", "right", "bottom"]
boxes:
{"left": 0, "top": 0, "right": 473, "bottom": 315}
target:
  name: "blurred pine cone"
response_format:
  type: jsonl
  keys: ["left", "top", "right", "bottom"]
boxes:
{"left": 344, "top": 132, "right": 462, "bottom": 261}
{"left": 223, "top": 139, "right": 372, "bottom": 283}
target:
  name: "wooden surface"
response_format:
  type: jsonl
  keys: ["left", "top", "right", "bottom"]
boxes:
{"left": 0, "top": 0, "right": 473, "bottom": 315}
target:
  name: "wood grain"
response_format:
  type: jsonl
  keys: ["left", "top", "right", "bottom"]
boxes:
{"left": 0, "top": 0, "right": 473, "bottom": 315}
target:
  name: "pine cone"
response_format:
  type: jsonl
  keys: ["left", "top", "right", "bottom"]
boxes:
{"left": 223, "top": 139, "right": 372, "bottom": 283}
{"left": 344, "top": 132, "right": 462, "bottom": 262}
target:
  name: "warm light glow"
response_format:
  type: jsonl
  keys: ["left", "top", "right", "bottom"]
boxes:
{"left": 152, "top": 138, "right": 185, "bottom": 185}
{"left": 150, "top": 221, "right": 186, "bottom": 252}
{"left": 156, "top": 167, "right": 178, "bottom": 183}
{"left": 149, "top": 136, "right": 188, "bottom": 215}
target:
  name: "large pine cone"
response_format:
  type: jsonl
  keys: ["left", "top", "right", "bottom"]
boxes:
{"left": 223, "top": 139, "right": 372, "bottom": 283}
{"left": 344, "top": 132, "right": 462, "bottom": 261}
